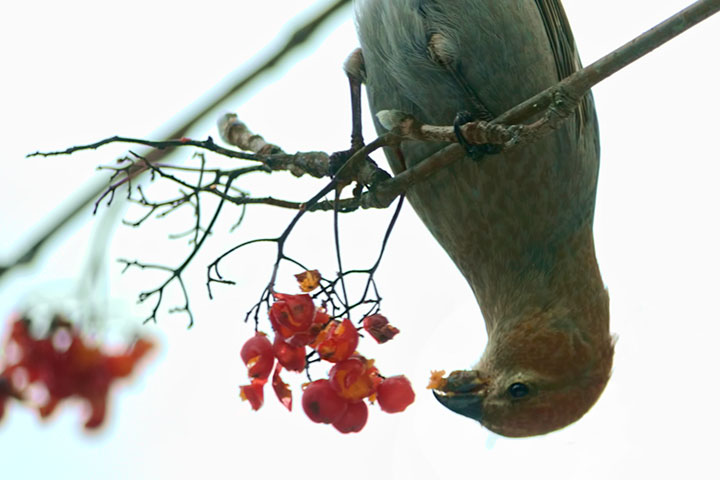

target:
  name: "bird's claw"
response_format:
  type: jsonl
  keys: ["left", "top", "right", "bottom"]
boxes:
{"left": 453, "top": 111, "right": 503, "bottom": 160}
{"left": 328, "top": 148, "right": 356, "bottom": 176}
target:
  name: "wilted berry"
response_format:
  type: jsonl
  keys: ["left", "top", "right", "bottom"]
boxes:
{"left": 272, "top": 366, "right": 292, "bottom": 411}
{"left": 294, "top": 269, "right": 322, "bottom": 292}
{"left": 240, "top": 379, "right": 266, "bottom": 411}
{"left": 362, "top": 314, "right": 400, "bottom": 344}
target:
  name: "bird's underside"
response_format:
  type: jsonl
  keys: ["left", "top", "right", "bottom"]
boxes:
{"left": 355, "top": 0, "right": 614, "bottom": 437}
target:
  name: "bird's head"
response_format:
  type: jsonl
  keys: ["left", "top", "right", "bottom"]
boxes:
{"left": 433, "top": 307, "right": 614, "bottom": 437}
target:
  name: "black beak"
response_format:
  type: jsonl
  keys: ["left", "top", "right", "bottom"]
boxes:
{"left": 432, "top": 369, "right": 487, "bottom": 422}
{"left": 433, "top": 390, "right": 484, "bottom": 421}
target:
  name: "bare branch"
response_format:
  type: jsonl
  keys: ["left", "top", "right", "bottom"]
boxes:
{"left": 376, "top": 110, "right": 513, "bottom": 147}
{"left": 28, "top": 135, "right": 262, "bottom": 162}
{"left": 120, "top": 179, "right": 233, "bottom": 327}
{"left": 5, "top": 0, "right": 717, "bottom": 332}
{"left": 218, "top": 114, "right": 282, "bottom": 155}
{"left": 497, "top": 0, "right": 720, "bottom": 126}
{"left": 360, "top": 0, "right": 720, "bottom": 208}
{"left": 1, "top": 0, "right": 351, "bottom": 282}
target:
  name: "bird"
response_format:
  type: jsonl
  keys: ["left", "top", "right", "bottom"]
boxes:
{"left": 353, "top": 0, "right": 614, "bottom": 437}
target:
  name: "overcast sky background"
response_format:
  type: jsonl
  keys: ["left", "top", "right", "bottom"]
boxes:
{"left": 1, "top": 1, "right": 719, "bottom": 478}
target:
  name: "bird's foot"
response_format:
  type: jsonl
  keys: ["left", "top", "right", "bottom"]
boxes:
{"left": 328, "top": 148, "right": 356, "bottom": 177}
{"left": 454, "top": 111, "right": 503, "bottom": 160}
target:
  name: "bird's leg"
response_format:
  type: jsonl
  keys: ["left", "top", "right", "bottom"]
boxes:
{"left": 329, "top": 48, "right": 367, "bottom": 176}
{"left": 453, "top": 110, "right": 503, "bottom": 160}
{"left": 426, "top": 31, "right": 503, "bottom": 158}
{"left": 346, "top": 48, "right": 365, "bottom": 153}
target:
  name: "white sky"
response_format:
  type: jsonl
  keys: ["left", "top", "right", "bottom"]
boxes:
{"left": 1, "top": 1, "right": 719, "bottom": 479}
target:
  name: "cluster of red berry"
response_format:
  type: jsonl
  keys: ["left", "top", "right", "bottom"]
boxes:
{"left": 239, "top": 282, "right": 414, "bottom": 433}
{"left": 0, "top": 316, "right": 154, "bottom": 429}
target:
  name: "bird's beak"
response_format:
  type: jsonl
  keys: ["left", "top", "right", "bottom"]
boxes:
{"left": 432, "top": 369, "right": 487, "bottom": 422}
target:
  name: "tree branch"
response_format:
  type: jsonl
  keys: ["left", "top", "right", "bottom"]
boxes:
{"left": 497, "top": 0, "right": 720, "bottom": 126}
{"left": 361, "top": 0, "right": 720, "bottom": 208}
{"left": 1, "top": 0, "right": 351, "bottom": 283}
{"left": 5, "top": 0, "right": 717, "bottom": 291}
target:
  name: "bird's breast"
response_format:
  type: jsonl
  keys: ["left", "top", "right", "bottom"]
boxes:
{"left": 357, "top": 0, "right": 602, "bottom": 316}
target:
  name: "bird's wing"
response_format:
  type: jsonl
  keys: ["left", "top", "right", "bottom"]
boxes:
{"left": 398, "top": 0, "right": 592, "bottom": 130}
{"left": 533, "top": 0, "right": 592, "bottom": 131}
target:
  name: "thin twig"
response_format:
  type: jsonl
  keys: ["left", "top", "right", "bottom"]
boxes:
{"left": 333, "top": 188, "right": 351, "bottom": 315}
{"left": 122, "top": 180, "right": 233, "bottom": 327}
{"left": 1, "top": 0, "right": 351, "bottom": 282}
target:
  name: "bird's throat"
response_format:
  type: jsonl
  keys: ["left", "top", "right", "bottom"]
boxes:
{"left": 478, "top": 222, "right": 612, "bottom": 380}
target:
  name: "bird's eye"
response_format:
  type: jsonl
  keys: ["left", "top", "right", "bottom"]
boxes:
{"left": 508, "top": 382, "right": 529, "bottom": 399}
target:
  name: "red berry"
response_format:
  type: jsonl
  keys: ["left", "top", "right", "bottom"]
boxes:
{"left": 269, "top": 294, "right": 314, "bottom": 335}
{"left": 332, "top": 400, "right": 369, "bottom": 433}
{"left": 1, "top": 317, "right": 154, "bottom": 429}
{"left": 311, "top": 318, "right": 358, "bottom": 363}
{"left": 377, "top": 375, "right": 415, "bottom": 413}
{"left": 240, "top": 333, "right": 274, "bottom": 380}
{"left": 302, "top": 379, "right": 348, "bottom": 424}
{"left": 272, "top": 336, "right": 306, "bottom": 372}
{"left": 269, "top": 294, "right": 325, "bottom": 346}
{"left": 329, "top": 355, "right": 380, "bottom": 402}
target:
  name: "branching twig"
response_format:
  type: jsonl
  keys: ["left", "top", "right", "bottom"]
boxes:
{"left": 242, "top": 180, "right": 338, "bottom": 326}
{"left": 323, "top": 195, "right": 405, "bottom": 320}
{"left": 1, "top": 0, "right": 351, "bottom": 282}
{"left": 6, "top": 0, "right": 717, "bottom": 333}
{"left": 34, "top": 135, "right": 333, "bottom": 180}
{"left": 120, "top": 179, "right": 233, "bottom": 327}
{"left": 333, "top": 189, "right": 351, "bottom": 315}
